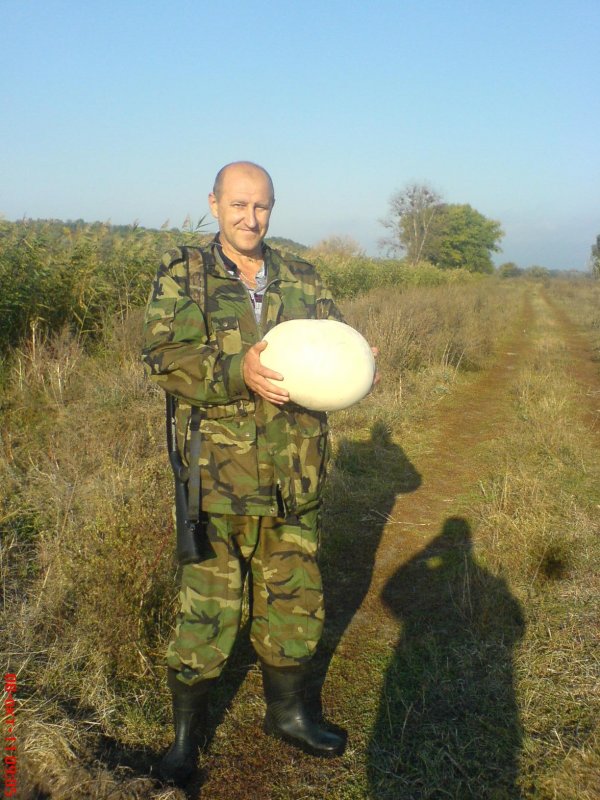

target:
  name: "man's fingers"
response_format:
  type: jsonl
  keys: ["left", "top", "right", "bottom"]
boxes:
{"left": 259, "top": 365, "right": 284, "bottom": 382}
{"left": 263, "top": 392, "right": 288, "bottom": 406}
{"left": 255, "top": 341, "right": 284, "bottom": 381}
{"left": 243, "top": 340, "right": 289, "bottom": 402}
{"left": 258, "top": 377, "right": 289, "bottom": 399}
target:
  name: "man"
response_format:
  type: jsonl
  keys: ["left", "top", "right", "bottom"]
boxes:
{"left": 143, "top": 162, "right": 366, "bottom": 784}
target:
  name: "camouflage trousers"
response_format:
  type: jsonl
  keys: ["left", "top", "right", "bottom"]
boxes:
{"left": 165, "top": 509, "right": 324, "bottom": 685}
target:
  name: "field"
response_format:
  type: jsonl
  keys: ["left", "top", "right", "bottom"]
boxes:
{"left": 1, "top": 268, "right": 599, "bottom": 799}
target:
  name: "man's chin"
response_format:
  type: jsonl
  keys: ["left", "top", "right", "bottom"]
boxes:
{"left": 235, "top": 234, "right": 264, "bottom": 255}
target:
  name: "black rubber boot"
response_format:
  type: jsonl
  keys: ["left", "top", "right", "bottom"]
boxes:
{"left": 261, "top": 663, "right": 347, "bottom": 757}
{"left": 158, "top": 668, "right": 213, "bottom": 785}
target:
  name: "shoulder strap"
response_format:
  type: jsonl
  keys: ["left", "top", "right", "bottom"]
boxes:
{"left": 181, "top": 245, "right": 209, "bottom": 318}
{"left": 177, "top": 245, "right": 209, "bottom": 522}
{"left": 186, "top": 405, "right": 202, "bottom": 521}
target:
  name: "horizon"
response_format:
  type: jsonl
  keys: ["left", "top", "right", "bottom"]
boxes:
{"left": 2, "top": 214, "right": 589, "bottom": 273}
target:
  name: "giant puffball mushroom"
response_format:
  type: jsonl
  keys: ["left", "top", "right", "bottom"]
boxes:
{"left": 260, "top": 319, "right": 376, "bottom": 411}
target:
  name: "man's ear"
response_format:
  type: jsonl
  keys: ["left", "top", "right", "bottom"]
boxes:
{"left": 208, "top": 192, "right": 219, "bottom": 219}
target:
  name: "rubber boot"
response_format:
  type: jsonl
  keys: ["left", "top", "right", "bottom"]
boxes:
{"left": 261, "top": 663, "right": 346, "bottom": 757}
{"left": 159, "top": 668, "right": 213, "bottom": 785}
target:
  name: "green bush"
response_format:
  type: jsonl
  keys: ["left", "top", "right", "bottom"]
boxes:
{"left": 310, "top": 251, "right": 482, "bottom": 299}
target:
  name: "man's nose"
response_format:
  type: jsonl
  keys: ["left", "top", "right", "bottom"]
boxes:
{"left": 244, "top": 207, "right": 258, "bottom": 228}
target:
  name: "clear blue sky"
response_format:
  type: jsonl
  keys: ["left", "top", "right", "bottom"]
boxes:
{"left": 1, "top": 0, "right": 598, "bottom": 269}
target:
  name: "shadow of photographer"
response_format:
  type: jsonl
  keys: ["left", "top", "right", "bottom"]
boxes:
{"left": 368, "top": 516, "right": 525, "bottom": 799}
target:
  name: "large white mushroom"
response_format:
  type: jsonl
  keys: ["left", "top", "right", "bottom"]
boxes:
{"left": 260, "top": 319, "right": 375, "bottom": 411}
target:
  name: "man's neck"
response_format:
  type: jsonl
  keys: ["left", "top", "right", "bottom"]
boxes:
{"left": 218, "top": 237, "right": 264, "bottom": 278}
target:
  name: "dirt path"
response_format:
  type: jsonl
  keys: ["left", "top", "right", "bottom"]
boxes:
{"left": 192, "top": 285, "right": 600, "bottom": 800}
{"left": 339, "top": 286, "right": 600, "bottom": 645}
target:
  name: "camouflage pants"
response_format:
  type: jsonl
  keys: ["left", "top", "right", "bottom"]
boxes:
{"left": 166, "top": 510, "right": 324, "bottom": 685}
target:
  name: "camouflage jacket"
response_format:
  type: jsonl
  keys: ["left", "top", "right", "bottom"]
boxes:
{"left": 142, "top": 239, "right": 344, "bottom": 516}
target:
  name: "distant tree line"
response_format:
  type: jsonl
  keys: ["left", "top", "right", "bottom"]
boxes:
{"left": 0, "top": 201, "right": 573, "bottom": 358}
{"left": 0, "top": 216, "right": 488, "bottom": 356}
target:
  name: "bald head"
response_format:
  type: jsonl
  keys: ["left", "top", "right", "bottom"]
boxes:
{"left": 213, "top": 161, "right": 275, "bottom": 205}
{"left": 208, "top": 161, "right": 275, "bottom": 260}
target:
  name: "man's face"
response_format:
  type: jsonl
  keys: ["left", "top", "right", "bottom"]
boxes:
{"left": 208, "top": 167, "right": 274, "bottom": 258}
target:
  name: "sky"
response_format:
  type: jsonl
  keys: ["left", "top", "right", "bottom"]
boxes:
{"left": 1, "top": 0, "right": 599, "bottom": 270}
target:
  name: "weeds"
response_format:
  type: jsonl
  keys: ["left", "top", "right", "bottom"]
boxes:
{"left": 2, "top": 278, "right": 599, "bottom": 798}
{"left": 470, "top": 287, "right": 600, "bottom": 799}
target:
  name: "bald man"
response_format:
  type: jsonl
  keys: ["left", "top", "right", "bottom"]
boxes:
{"left": 143, "top": 162, "right": 348, "bottom": 785}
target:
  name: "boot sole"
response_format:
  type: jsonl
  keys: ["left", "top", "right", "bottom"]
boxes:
{"left": 263, "top": 719, "right": 346, "bottom": 758}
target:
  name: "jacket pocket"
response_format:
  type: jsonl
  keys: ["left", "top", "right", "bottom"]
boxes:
{"left": 177, "top": 400, "right": 255, "bottom": 464}
{"left": 214, "top": 318, "right": 243, "bottom": 356}
{"left": 198, "top": 415, "right": 259, "bottom": 513}
{"left": 281, "top": 410, "right": 329, "bottom": 514}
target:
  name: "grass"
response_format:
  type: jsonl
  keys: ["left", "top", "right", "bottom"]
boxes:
{"left": 1, "top": 277, "right": 599, "bottom": 798}
{"left": 469, "top": 287, "right": 600, "bottom": 799}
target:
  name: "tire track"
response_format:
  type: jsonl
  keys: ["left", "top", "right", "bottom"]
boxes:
{"left": 540, "top": 288, "right": 600, "bottom": 441}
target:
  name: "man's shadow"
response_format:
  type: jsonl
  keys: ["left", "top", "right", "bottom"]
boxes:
{"left": 309, "top": 420, "right": 421, "bottom": 712}
{"left": 368, "top": 517, "right": 525, "bottom": 799}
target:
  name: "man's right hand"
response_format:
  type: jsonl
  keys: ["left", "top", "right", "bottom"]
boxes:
{"left": 242, "top": 341, "right": 290, "bottom": 406}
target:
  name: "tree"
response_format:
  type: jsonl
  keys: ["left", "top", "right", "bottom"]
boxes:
{"left": 379, "top": 182, "right": 442, "bottom": 264}
{"left": 498, "top": 262, "right": 522, "bottom": 278}
{"left": 423, "top": 204, "right": 504, "bottom": 274}
{"left": 380, "top": 185, "right": 503, "bottom": 273}
{"left": 591, "top": 234, "right": 600, "bottom": 279}
{"left": 526, "top": 265, "right": 550, "bottom": 280}
{"left": 310, "top": 235, "right": 365, "bottom": 258}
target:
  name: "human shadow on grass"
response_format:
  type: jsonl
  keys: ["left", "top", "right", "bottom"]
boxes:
{"left": 368, "top": 517, "right": 525, "bottom": 800}
{"left": 308, "top": 420, "right": 421, "bottom": 716}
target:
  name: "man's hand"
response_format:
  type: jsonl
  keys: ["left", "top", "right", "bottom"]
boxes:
{"left": 243, "top": 341, "right": 290, "bottom": 406}
{"left": 371, "top": 346, "right": 381, "bottom": 388}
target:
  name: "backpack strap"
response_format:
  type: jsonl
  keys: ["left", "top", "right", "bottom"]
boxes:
{"left": 177, "top": 245, "right": 210, "bottom": 522}
{"left": 181, "top": 245, "right": 209, "bottom": 323}
{"left": 186, "top": 405, "right": 202, "bottom": 522}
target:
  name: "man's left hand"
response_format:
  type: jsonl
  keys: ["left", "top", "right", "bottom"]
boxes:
{"left": 371, "top": 346, "right": 381, "bottom": 388}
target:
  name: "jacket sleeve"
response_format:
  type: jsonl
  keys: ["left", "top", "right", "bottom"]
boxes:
{"left": 141, "top": 249, "right": 250, "bottom": 404}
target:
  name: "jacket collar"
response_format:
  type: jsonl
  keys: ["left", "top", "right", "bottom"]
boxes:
{"left": 205, "top": 235, "right": 298, "bottom": 284}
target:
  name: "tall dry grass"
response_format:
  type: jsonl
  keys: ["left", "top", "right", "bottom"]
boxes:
{"left": 330, "top": 279, "right": 519, "bottom": 439}
{"left": 1, "top": 312, "right": 179, "bottom": 797}
{"left": 0, "top": 278, "right": 526, "bottom": 797}
{"left": 470, "top": 288, "right": 600, "bottom": 799}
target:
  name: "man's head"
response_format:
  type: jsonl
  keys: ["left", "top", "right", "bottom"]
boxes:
{"left": 209, "top": 161, "right": 275, "bottom": 259}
